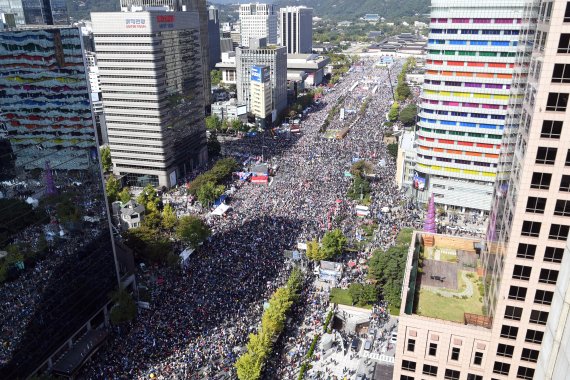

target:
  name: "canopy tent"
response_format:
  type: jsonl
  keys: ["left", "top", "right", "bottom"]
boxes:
{"left": 212, "top": 203, "right": 231, "bottom": 216}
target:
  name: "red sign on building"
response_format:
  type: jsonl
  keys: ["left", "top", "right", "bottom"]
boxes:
{"left": 157, "top": 15, "right": 175, "bottom": 23}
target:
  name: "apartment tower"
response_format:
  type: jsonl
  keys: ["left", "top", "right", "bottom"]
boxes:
{"left": 92, "top": 11, "right": 207, "bottom": 188}
{"left": 238, "top": 3, "right": 277, "bottom": 47}
{"left": 415, "top": 0, "right": 526, "bottom": 214}
{"left": 279, "top": 6, "right": 313, "bottom": 54}
{"left": 0, "top": 26, "right": 119, "bottom": 377}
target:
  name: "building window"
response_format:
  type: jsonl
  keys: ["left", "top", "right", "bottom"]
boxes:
{"left": 536, "top": 147, "right": 558, "bottom": 164}
{"left": 512, "top": 266, "right": 532, "bottom": 281}
{"left": 552, "top": 64, "right": 570, "bottom": 83}
{"left": 517, "top": 366, "right": 535, "bottom": 380}
{"left": 544, "top": 246, "right": 564, "bottom": 263}
{"left": 530, "top": 309, "right": 549, "bottom": 325}
{"left": 423, "top": 364, "right": 438, "bottom": 377}
{"left": 546, "top": 92, "right": 569, "bottom": 111}
{"left": 558, "top": 34, "right": 570, "bottom": 53}
{"left": 539, "top": 268, "right": 559, "bottom": 284}
{"left": 567, "top": 149, "right": 570, "bottom": 165}
{"left": 535, "top": 289, "right": 554, "bottom": 305}
{"left": 521, "top": 348, "right": 540, "bottom": 362}
{"left": 473, "top": 351, "right": 483, "bottom": 365}
{"left": 566, "top": 2, "right": 570, "bottom": 22}
{"left": 526, "top": 197, "right": 547, "bottom": 213}
{"left": 541, "top": 120, "right": 563, "bottom": 138}
{"left": 445, "top": 369, "right": 460, "bottom": 380}
{"left": 500, "top": 325, "right": 519, "bottom": 339}
{"left": 497, "top": 343, "right": 514, "bottom": 358}
{"left": 467, "top": 375, "right": 483, "bottom": 380}
{"left": 548, "top": 224, "right": 570, "bottom": 240}
{"left": 401, "top": 376, "right": 414, "bottom": 380}
{"left": 451, "top": 347, "right": 460, "bottom": 361}
{"left": 554, "top": 199, "right": 570, "bottom": 216}
{"left": 517, "top": 243, "right": 536, "bottom": 260}
{"left": 525, "top": 329, "right": 544, "bottom": 344}
{"left": 508, "top": 285, "right": 527, "bottom": 300}
{"left": 521, "top": 220, "right": 541, "bottom": 237}
{"left": 560, "top": 175, "right": 570, "bottom": 191}
{"left": 505, "top": 306, "right": 523, "bottom": 321}
{"left": 531, "top": 172, "right": 552, "bottom": 189}
{"left": 429, "top": 342, "right": 437, "bottom": 356}
{"left": 407, "top": 338, "right": 415, "bottom": 352}
{"left": 402, "top": 360, "right": 417, "bottom": 372}
{"left": 493, "top": 361, "right": 511, "bottom": 376}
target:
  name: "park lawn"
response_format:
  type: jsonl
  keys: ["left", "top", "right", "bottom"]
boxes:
{"left": 330, "top": 288, "right": 352, "bottom": 306}
{"left": 415, "top": 273, "right": 484, "bottom": 322}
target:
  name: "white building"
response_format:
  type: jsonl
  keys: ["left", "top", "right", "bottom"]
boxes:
{"left": 216, "top": 51, "right": 237, "bottom": 84}
{"left": 250, "top": 65, "right": 272, "bottom": 120}
{"left": 92, "top": 11, "right": 207, "bottom": 188}
{"left": 395, "top": 131, "right": 416, "bottom": 190}
{"left": 236, "top": 40, "right": 287, "bottom": 117}
{"left": 239, "top": 3, "right": 277, "bottom": 47}
{"left": 279, "top": 6, "right": 312, "bottom": 54}
{"left": 211, "top": 98, "right": 247, "bottom": 122}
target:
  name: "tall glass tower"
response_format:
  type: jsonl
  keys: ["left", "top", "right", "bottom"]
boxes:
{"left": 0, "top": 26, "right": 119, "bottom": 377}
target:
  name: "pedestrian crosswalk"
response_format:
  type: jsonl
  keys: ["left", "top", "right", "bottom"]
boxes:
{"left": 365, "top": 352, "right": 395, "bottom": 364}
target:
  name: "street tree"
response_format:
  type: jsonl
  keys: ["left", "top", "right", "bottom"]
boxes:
{"left": 205, "top": 115, "right": 222, "bottom": 131}
{"left": 176, "top": 215, "right": 211, "bottom": 248}
{"left": 388, "top": 102, "right": 399, "bottom": 121}
{"left": 100, "top": 146, "right": 112, "bottom": 173}
{"left": 208, "top": 130, "right": 222, "bottom": 157}
{"left": 161, "top": 203, "right": 177, "bottom": 231}
{"left": 197, "top": 181, "right": 225, "bottom": 207}
{"left": 320, "top": 229, "right": 347, "bottom": 259}
{"left": 118, "top": 187, "right": 131, "bottom": 204}
{"left": 399, "top": 104, "right": 417, "bottom": 125}
{"left": 105, "top": 175, "right": 121, "bottom": 202}
{"left": 109, "top": 288, "right": 137, "bottom": 325}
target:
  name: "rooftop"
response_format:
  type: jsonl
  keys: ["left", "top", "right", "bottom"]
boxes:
{"left": 402, "top": 232, "right": 490, "bottom": 327}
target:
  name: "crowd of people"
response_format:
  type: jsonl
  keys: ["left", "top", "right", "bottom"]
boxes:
{"left": 77, "top": 57, "right": 423, "bottom": 379}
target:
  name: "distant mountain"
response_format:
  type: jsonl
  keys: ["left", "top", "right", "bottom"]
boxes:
{"left": 66, "top": 0, "right": 119, "bottom": 21}
{"left": 211, "top": 0, "right": 430, "bottom": 19}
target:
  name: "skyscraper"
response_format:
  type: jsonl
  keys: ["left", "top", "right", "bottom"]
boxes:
{"left": 239, "top": 3, "right": 277, "bottom": 47}
{"left": 236, "top": 40, "right": 287, "bottom": 117}
{"left": 394, "top": 2, "right": 570, "bottom": 380}
{"left": 22, "top": 0, "right": 69, "bottom": 25}
{"left": 118, "top": 0, "right": 211, "bottom": 111}
{"left": 208, "top": 5, "right": 221, "bottom": 69}
{"left": 0, "top": 26, "right": 119, "bottom": 377}
{"left": 279, "top": 6, "right": 313, "bottom": 54}
{"left": 92, "top": 11, "right": 207, "bottom": 188}
{"left": 414, "top": 0, "right": 526, "bottom": 214}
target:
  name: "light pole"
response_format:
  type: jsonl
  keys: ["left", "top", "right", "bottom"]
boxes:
{"left": 385, "top": 65, "right": 396, "bottom": 102}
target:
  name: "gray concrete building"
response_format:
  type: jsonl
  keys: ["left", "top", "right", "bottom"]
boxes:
{"left": 92, "top": 11, "right": 207, "bottom": 188}
{"left": 236, "top": 40, "right": 287, "bottom": 118}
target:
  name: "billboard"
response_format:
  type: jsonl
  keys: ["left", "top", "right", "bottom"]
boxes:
{"left": 413, "top": 171, "right": 426, "bottom": 191}
{"left": 251, "top": 65, "right": 270, "bottom": 83}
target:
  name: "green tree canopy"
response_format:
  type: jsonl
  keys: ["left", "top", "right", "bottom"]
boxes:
{"left": 176, "top": 215, "right": 211, "bottom": 248}
{"left": 122, "top": 226, "right": 172, "bottom": 263}
{"left": 388, "top": 102, "right": 400, "bottom": 121}
{"left": 347, "top": 176, "right": 371, "bottom": 201}
{"left": 320, "top": 229, "right": 347, "bottom": 259}
{"left": 161, "top": 203, "right": 177, "bottom": 231}
{"left": 350, "top": 160, "right": 374, "bottom": 178}
{"left": 205, "top": 115, "right": 222, "bottom": 131}
{"left": 100, "top": 145, "right": 112, "bottom": 173}
{"left": 105, "top": 175, "right": 121, "bottom": 203}
{"left": 211, "top": 69, "right": 222, "bottom": 86}
{"left": 109, "top": 288, "right": 137, "bottom": 325}
{"left": 396, "top": 82, "right": 411, "bottom": 101}
{"left": 136, "top": 184, "right": 160, "bottom": 209}
{"left": 399, "top": 104, "right": 418, "bottom": 125}
{"left": 208, "top": 130, "right": 222, "bottom": 157}
{"left": 197, "top": 181, "right": 225, "bottom": 207}
{"left": 118, "top": 187, "right": 131, "bottom": 204}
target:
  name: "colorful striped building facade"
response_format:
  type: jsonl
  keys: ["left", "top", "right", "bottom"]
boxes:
{"left": 415, "top": 0, "right": 528, "bottom": 213}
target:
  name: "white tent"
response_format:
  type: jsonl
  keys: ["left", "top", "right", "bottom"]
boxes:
{"left": 212, "top": 203, "right": 231, "bottom": 216}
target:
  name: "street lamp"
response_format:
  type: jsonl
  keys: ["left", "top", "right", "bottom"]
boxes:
{"left": 385, "top": 65, "right": 396, "bottom": 102}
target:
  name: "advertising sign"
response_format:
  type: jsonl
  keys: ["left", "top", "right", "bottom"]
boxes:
{"left": 251, "top": 65, "right": 270, "bottom": 83}
{"left": 413, "top": 171, "right": 426, "bottom": 191}
{"left": 157, "top": 15, "right": 175, "bottom": 29}
{"left": 126, "top": 18, "right": 147, "bottom": 28}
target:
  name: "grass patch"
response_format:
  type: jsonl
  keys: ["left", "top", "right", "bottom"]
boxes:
{"left": 330, "top": 288, "right": 352, "bottom": 306}
{"left": 396, "top": 228, "right": 414, "bottom": 245}
{"left": 415, "top": 272, "right": 484, "bottom": 322}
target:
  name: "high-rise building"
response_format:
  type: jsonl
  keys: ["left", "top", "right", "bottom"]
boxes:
{"left": 22, "top": 0, "right": 69, "bottom": 25}
{"left": 208, "top": 5, "right": 220, "bottom": 69}
{"left": 279, "top": 6, "right": 312, "bottom": 54}
{"left": 395, "top": 2, "right": 570, "bottom": 380}
{"left": 414, "top": 0, "right": 526, "bottom": 214}
{"left": 92, "top": 11, "right": 207, "bottom": 188}
{"left": 250, "top": 65, "right": 272, "bottom": 120}
{"left": 239, "top": 3, "right": 277, "bottom": 47}
{"left": 236, "top": 40, "right": 287, "bottom": 117}
{"left": 0, "top": 0, "right": 25, "bottom": 25}
{"left": 0, "top": 26, "right": 120, "bottom": 377}
{"left": 118, "top": 0, "right": 211, "bottom": 111}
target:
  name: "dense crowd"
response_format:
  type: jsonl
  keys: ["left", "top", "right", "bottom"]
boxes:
{"left": 77, "top": 57, "right": 422, "bottom": 379}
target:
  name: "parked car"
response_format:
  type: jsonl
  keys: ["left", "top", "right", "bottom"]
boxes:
{"left": 364, "top": 340, "right": 372, "bottom": 351}
{"left": 351, "top": 337, "right": 360, "bottom": 350}
{"left": 390, "top": 332, "right": 398, "bottom": 344}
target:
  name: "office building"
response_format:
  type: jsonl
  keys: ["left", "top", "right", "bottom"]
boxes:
{"left": 208, "top": 5, "right": 220, "bottom": 69}
{"left": 92, "top": 11, "right": 207, "bottom": 188}
{"left": 236, "top": 40, "right": 287, "bottom": 117}
{"left": 395, "top": 2, "right": 570, "bottom": 380}
{"left": 211, "top": 98, "right": 247, "bottom": 123}
{"left": 0, "top": 0, "right": 24, "bottom": 25}
{"left": 22, "top": 0, "right": 69, "bottom": 25}
{"left": 0, "top": 26, "right": 119, "bottom": 378}
{"left": 250, "top": 65, "right": 272, "bottom": 121}
{"left": 216, "top": 51, "right": 237, "bottom": 84}
{"left": 286, "top": 53, "right": 330, "bottom": 86}
{"left": 119, "top": 0, "right": 211, "bottom": 111}
{"left": 395, "top": 131, "right": 417, "bottom": 191}
{"left": 279, "top": 6, "right": 312, "bottom": 54}
{"left": 414, "top": 0, "right": 526, "bottom": 213}
{"left": 239, "top": 3, "right": 277, "bottom": 47}
{"left": 220, "top": 37, "right": 234, "bottom": 52}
